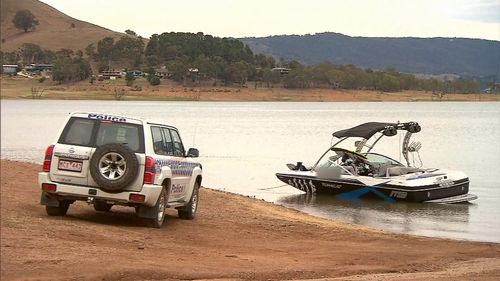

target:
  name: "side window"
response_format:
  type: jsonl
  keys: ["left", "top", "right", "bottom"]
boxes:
{"left": 170, "top": 129, "right": 185, "bottom": 157}
{"left": 151, "top": 127, "right": 166, "bottom": 155}
{"left": 161, "top": 128, "right": 174, "bottom": 156}
{"left": 59, "top": 118, "right": 96, "bottom": 146}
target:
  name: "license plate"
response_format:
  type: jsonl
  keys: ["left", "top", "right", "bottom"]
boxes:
{"left": 58, "top": 160, "right": 83, "bottom": 172}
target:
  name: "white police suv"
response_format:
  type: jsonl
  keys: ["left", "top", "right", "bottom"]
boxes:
{"left": 38, "top": 112, "right": 202, "bottom": 228}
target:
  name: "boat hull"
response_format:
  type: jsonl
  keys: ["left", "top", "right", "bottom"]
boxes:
{"left": 276, "top": 172, "right": 471, "bottom": 203}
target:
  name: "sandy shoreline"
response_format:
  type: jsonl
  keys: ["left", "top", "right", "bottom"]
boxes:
{"left": 1, "top": 159, "right": 499, "bottom": 280}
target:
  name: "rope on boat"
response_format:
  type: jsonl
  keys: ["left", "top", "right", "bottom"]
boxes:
{"left": 257, "top": 184, "right": 288, "bottom": 190}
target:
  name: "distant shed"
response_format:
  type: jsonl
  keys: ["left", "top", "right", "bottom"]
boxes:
{"left": 271, "top": 67, "right": 291, "bottom": 75}
{"left": 2, "top": 64, "right": 19, "bottom": 75}
{"left": 25, "top": 63, "right": 54, "bottom": 72}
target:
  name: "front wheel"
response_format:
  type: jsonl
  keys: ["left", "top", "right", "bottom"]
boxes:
{"left": 178, "top": 183, "right": 199, "bottom": 220}
{"left": 150, "top": 188, "right": 167, "bottom": 228}
{"left": 45, "top": 201, "right": 70, "bottom": 216}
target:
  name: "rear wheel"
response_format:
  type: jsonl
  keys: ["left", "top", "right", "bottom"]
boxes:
{"left": 45, "top": 201, "right": 70, "bottom": 216}
{"left": 150, "top": 188, "right": 167, "bottom": 228}
{"left": 178, "top": 183, "right": 199, "bottom": 220}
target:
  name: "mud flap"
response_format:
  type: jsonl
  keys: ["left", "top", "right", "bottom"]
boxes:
{"left": 136, "top": 205, "right": 157, "bottom": 219}
{"left": 40, "top": 191, "right": 60, "bottom": 207}
{"left": 137, "top": 187, "right": 170, "bottom": 219}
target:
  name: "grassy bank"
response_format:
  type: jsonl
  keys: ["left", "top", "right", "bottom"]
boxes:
{"left": 2, "top": 76, "right": 499, "bottom": 102}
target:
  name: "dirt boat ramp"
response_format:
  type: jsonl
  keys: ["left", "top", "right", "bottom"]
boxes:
{"left": 1, "top": 160, "right": 499, "bottom": 280}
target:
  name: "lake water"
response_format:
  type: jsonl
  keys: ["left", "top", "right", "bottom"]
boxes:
{"left": 1, "top": 100, "right": 499, "bottom": 243}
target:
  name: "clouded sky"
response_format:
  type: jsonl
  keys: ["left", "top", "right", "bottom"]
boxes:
{"left": 40, "top": 0, "right": 500, "bottom": 40}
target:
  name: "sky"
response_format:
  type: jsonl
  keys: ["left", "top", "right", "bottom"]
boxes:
{"left": 40, "top": 0, "right": 500, "bottom": 40}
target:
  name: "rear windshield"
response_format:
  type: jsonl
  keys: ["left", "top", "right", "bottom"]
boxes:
{"left": 58, "top": 117, "right": 144, "bottom": 153}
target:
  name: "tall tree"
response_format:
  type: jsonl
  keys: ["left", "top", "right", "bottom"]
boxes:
{"left": 19, "top": 43, "right": 43, "bottom": 64}
{"left": 114, "top": 35, "right": 144, "bottom": 67}
{"left": 96, "top": 37, "right": 115, "bottom": 68}
{"left": 12, "top": 10, "right": 39, "bottom": 32}
{"left": 85, "top": 43, "right": 96, "bottom": 59}
{"left": 2, "top": 51, "right": 20, "bottom": 64}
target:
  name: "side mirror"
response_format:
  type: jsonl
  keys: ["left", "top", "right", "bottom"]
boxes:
{"left": 186, "top": 148, "right": 199, "bottom": 158}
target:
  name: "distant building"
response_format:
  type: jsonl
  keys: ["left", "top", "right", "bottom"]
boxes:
{"left": 271, "top": 67, "right": 291, "bottom": 75}
{"left": 98, "top": 70, "right": 123, "bottom": 80}
{"left": 2, "top": 64, "right": 19, "bottom": 75}
{"left": 130, "top": 70, "right": 144, "bottom": 77}
{"left": 155, "top": 66, "right": 170, "bottom": 78}
{"left": 25, "top": 63, "right": 54, "bottom": 72}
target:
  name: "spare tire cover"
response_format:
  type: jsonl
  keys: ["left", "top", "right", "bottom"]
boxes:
{"left": 90, "top": 143, "right": 139, "bottom": 193}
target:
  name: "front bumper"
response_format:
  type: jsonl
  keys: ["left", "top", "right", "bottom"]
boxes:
{"left": 38, "top": 172, "right": 162, "bottom": 207}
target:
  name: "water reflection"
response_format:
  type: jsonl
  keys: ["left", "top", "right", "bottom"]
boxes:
{"left": 278, "top": 193, "right": 473, "bottom": 239}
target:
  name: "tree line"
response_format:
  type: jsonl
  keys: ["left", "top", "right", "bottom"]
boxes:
{"left": 1, "top": 21, "right": 481, "bottom": 93}
{"left": 280, "top": 63, "right": 480, "bottom": 93}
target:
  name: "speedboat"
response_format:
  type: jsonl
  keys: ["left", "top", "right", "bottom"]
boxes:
{"left": 276, "top": 122, "right": 478, "bottom": 203}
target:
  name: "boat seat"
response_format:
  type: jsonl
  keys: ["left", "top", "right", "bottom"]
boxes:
{"left": 372, "top": 163, "right": 393, "bottom": 177}
{"left": 386, "top": 166, "right": 422, "bottom": 176}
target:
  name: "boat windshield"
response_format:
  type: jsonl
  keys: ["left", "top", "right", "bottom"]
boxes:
{"left": 318, "top": 156, "right": 354, "bottom": 176}
{"left": 317, "top": 151, "right": 364, "bottom": 176}
{"left": 319, "top": 155, "right": 340, "bottom": 168}
{"left": 315, "top": 149, "right": 409, "bottom": 177}
{"left": 364, "top": 153, "right": 404, "bottom": 166}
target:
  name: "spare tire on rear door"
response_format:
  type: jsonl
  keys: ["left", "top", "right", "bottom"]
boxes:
{"left": 90, "top": 143, "right": 139, "bottom": 193}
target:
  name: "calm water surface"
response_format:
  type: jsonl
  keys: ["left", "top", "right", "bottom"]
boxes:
{"left": 1, "top": 100, "right": 499, "bottom": 242}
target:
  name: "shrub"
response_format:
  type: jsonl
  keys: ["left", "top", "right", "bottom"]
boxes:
{"left": 148, "top": 75, "right": 160, "bottom": 86}
{"left": 31, "top": 87, "right": 44, "bottom": 99}
{"left": 114, "top": 88, "right": 125, "bottom": 100}
{"left": 125, "top": 71, "right": 135, "bottom": 86}
{"left": 52, "top": 57, "right": 92, "bottom": 83}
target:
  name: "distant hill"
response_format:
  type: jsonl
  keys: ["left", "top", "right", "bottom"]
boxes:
{"left": 240, "top": 32, "right": 500, "bottom": 78}
{"left": 0, "top": 0, "right": 123, "bottom": 52}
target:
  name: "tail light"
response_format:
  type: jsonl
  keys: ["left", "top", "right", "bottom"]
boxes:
{"left": 43, "top": 145, "right": 55, "bottom": 172}
{"left": 129, "top": 194, "right": 145, "bottom": 203}
{"left": 143, "top": 156, "right": 156, "bottom": 184}
{"left": 42, "top": 183, "right": 57, "bottom": 192}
